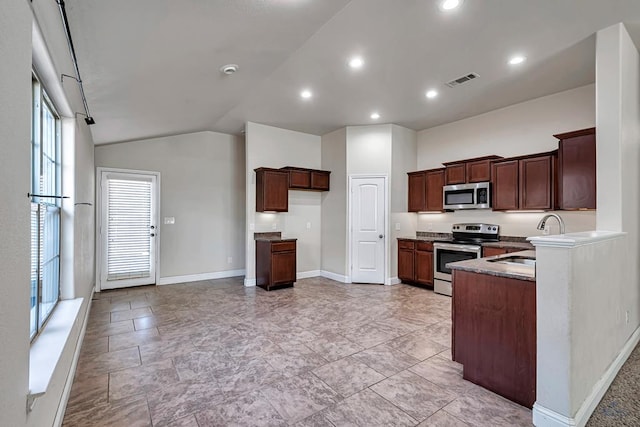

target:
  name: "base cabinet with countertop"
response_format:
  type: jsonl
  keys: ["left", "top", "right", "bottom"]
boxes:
{"left": 451, "top": 264, "right": 536, "bottom": 408}
{"left": 397, "top": 239, "right": 433, "bottom": 286}
{"left": 256, "top": 239, "right": 297, "bottom": 290}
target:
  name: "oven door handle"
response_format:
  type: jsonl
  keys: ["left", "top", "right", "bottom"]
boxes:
{"left": 434, "top": 243, "right": 481, "bottom": 252}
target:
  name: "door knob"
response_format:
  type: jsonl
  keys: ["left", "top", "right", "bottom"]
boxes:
{"left": 379, "top": 234, "right": 384, "bottom": 238}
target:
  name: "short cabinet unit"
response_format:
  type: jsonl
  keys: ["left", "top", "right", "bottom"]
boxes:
{"left": 554, "top": 127, "right": 596, "bottom": 210}
{"left": 397, "top": 239, "right": 434, "bottom": 286}
{"left": 255, "top": 168, "right": 289, "bottom": 212}
{"left": 443, "top": 155, "right": 503, "bottom": 185}
{"left": 281, "top": 167, "right": 331, "bottom": 191}
{"left": 491, "top": 153, "right": 556, "bottom": 211}
{"left": 255, "top": 239, "right": 297, "bottom": 291}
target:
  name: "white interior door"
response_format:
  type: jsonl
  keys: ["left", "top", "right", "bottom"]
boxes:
{"left": 350, "top": 176, "right": 386, "bottom": 284}
{"left": 98, "top": 170, "right": 159, "bottom": 290}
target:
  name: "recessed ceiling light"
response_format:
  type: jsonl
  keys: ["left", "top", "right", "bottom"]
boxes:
{"left": 426, "top": 89, "right": 438, "bottom": 99}
{"left": 300, "top": 89, "right": 313, "bottom": 99}
{"left": 440, "top": 0, "right": 463, "bottom": 11}
{"left": 349, "top": 57, "right": 364, "bottom": 69}
{"left": 370, "top": 112, "right": 380, "bottom": 120}
{"left": 220, "top": 64, "right": 239, "bottom": 75}
{"left": 509, "top": 55, "right": 527, "bottom": 65}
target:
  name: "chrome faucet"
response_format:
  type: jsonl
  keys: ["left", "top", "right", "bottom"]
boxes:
{"left": 537, "top": 213, "right": 565, "bottom": 235}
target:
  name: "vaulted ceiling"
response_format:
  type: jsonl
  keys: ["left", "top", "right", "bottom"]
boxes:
{"left": 66, "top": 0, "right": 640, "bottom": 144}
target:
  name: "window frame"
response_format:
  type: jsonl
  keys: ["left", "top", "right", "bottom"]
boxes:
{"left": 30, "top": 72, "right": 62, "bottom": 341}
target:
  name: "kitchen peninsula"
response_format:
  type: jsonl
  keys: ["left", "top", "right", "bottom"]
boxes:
{"left": 449, "top": 250, "right": 537, "bottom": 408}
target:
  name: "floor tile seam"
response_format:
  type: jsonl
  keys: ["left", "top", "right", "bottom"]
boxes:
{"left": 429, "top": 408, "right": 472, "bottom": 426}
{"left": 366, "top": 386, "right": 421, "bottom": 424}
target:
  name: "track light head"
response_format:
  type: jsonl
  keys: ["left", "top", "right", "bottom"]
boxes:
{"left": 84, "top": 116, "right": 96, "bottom": 125}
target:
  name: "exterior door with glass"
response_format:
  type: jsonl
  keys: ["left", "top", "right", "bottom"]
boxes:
{"left": 98, "top": 169, "right": 159, "bottom": 290}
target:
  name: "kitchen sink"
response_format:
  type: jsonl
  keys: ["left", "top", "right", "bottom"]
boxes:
{"left": 487, "top": 256, "right": 536, "bottom": 267}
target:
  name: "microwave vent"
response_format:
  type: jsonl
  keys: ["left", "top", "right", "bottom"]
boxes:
{"left": 446, "top": 72, "right": 480, "bottom": 88}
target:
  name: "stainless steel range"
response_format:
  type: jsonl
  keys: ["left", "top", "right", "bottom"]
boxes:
{"left": 433, "top": 223, "right": 500, "bottom": 296}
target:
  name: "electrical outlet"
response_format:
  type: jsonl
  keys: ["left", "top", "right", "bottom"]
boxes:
{"left": 271, "top": 223, "right": 277, "bottom": 230}
{"left": 395, "top": 223, "right": 400, "bottom": 231}
{"left": 306, "top": 222, "right": 311, "bottom": 229}
{"left": 427, "top": 223, "right": 433, "bottom": 231}
{"left": 227, "top": 257, "right": 233, "bottom": 264}
{"left": 249, "top": 223, "right": 255, "bottom": 231}
{"left": 163, "top": 217, "right": 175, "bottom": 225}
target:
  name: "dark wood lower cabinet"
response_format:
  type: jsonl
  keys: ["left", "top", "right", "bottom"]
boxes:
{"left": 256, "top": 239, "right": 296, "bottom": 290}
{"left": 452, "top": 270, "right": 536, "bottom": 408}
{"left": 397, "top": 239, "right": 433, "bottom": 286}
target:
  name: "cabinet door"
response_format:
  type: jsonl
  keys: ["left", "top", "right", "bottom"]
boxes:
{"left": 445, "top": 164, "right": 466, "bottom": 185}
{"left": 288, "top": 170, "right": 311, "bottom": 189}
{"left": 407, "top": 172, "right": 426, "bottom": 212}
{"left": 492, "top": 160, "right": 519, "bottom": 210}
{"left": 520, "top": 155, "right": 553, "bottom": 210}
{"left": 311, "top": 171, "right": 330, "bottom": 191}
{"left": 256, "top": 169, "right": 289, "bottom": 212}
{"left": 415, "top": 250, "right": 433, "bottom": 285}
{"left": 425, "top": 169, "right": 444, "bottom": 211}
{"left": 466, "top": 159, "right": 492, "bottom": 182}
{"left": 398, "top": 247, "right": 415, "bottom": 282}
{"left": 482, "top": 247, "right": 509, "bottom": 257}
{"left": 558, "top": 132, "right": 596, "bottom": 209}
{"left": 271, "top": 251, "right": 296, "bottom": 284}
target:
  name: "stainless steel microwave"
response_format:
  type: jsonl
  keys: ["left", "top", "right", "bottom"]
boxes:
{"left": 443, "top": 182, "right": 491, "bottom": 210}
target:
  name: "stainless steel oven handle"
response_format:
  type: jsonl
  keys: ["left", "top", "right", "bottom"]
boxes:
{"left": 433, "top": 243, "right": 481, "bottom": 252}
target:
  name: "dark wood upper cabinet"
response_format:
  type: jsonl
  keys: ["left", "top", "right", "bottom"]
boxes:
{"left": 407, "top": 172, "right": 426, "bottom": 212}
{"left": 425, "top": 169, "right": 445, "bottom": 211}
{"left": 407, "top": 168, "right": 444, "bottom": 212}
{"left": 281, "top": 167, "right": 330, "bottom": 191}
{"left": 554, "top": 127, "right": 596, "bottom": 210}
{"left": 444, "top": 163, "right": 466, "bottom": 185}
{"left": 492, "top": 160, "right": 519, "bottom": 211}
{"left": 520, "top": 154, "right": 554, "bottom": 210}
{"left": 255, "top": 168, "right": 289, "bottom": 212}
{"left": 492, "top": 153, "right": 555, "bottom": 211}
{"left": 444, "top": 155, "right": 502, "bottom": 185}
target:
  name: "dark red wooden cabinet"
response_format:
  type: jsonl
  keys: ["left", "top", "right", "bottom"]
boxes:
{"left": 397, "top": 240, "right": 416, "bottom": 282}
{"left": 255, "top": 168, "right": 289, "bottom": 212}
{"left": 407, "top": 172, "right": 426, "bottom": 212}
{"left": 492, "top": 153, "right": 555, "bottom": 211}
{"left": 256, "top": 239, "right": 296, "bottom": 290}
{"left": 453, "top": 270, "right": 536, "bottom": 408}
{"left": 281, "top": 167, "right": 331, "bottom": 191}
{"left": 397, "top": 239, "right": 433, "bottom": 286}
{"left": 425, "top": 169, "right": 445, "bottom": 212}
{"left": 554, "top": 127, "right": 596, "bottom": 210}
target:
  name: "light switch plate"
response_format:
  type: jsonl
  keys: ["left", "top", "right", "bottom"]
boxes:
{"left": 164, "top": 217, "right": 175, "bottom": 225}
{"left": 395, "top": 223, "right": 400, "bottom": 231}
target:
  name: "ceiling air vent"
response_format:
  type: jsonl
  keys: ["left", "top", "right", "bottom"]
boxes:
{"left": 446, "top": 72, "right": 480, "bottom": 88}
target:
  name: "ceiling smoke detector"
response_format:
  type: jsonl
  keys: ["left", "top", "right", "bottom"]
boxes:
{"left": 220, "top": 64, "right": 239, "bottom": 75}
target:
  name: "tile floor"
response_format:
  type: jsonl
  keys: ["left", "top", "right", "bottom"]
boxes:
{"left": 62, "top": 277, "right": 532, "bottom": 427}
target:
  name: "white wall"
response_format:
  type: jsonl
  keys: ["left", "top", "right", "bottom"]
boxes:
{"left": 533, "top": 23, "right": 640, "bottom": 427}
{"left": 0, "top": 2, "right": 32, "bottom": 425}
{"left": 321, "top": 128, "right": 348, "bottom": 279}
{"left": 0, "top": 1, "right": 97, "bottom": 426}
{"left": 390, "top": 125, "right": 418, "bottom": 279}
{"left": 416, "top": 84, "right": 597, "bottom": 237}
{"left": 95, "top": 131, "right": 246, "bottom": 281}
{"left": 245, "top": 122, "right": 322, "bottom": 283}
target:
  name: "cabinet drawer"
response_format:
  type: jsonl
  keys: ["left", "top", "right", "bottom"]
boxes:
{"left": 271, "top": 241, "right": 296, "bottom": 252}
{"left": 398, "top": 240, "right": 415, "bottom": 250}
{"left": 416, "top": 241, "right": 433, "bottom": 251}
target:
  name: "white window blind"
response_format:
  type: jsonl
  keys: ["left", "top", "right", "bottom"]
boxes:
{"left": 106, "top": 179, "right": 152, "bottom": 281}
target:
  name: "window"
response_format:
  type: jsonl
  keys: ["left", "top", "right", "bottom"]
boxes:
{"left": 30, "top": 74, "right": 61, "bottom": 340}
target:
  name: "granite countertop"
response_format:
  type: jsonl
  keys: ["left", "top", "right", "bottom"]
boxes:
{"left": 447, "top": 249, "right": 536, "bottom": 282}
{"left": 481, "top": 241, "right": 534, "bottom": 250}
{"left": 253, "top": 232, "right": 297, "bottom": 242}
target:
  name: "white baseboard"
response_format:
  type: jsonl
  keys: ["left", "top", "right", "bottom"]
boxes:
{"left": 297, "top": 270, "right": 321, "bottom": 280}
{"left": 244, "top": 277, "right": 256, "bottom": 287}
{"left": 157, "top": 269, "right": 245, "bottom": 286}
{"left": 320, "top": 270, "right": 350, "bottom": 283}
{"left": 388, "top": 276, "right": 401, "bottom": 285}
{"left": 533, "top": 325, "right": 640, "bottom": 427}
